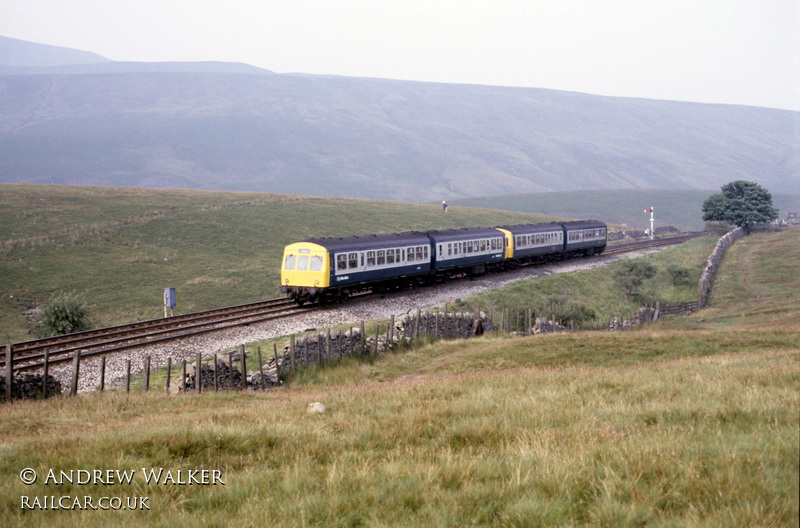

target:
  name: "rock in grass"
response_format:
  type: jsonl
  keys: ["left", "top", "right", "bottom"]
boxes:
{"left": 307, "top": 402, "right": 326, "bottom": 414}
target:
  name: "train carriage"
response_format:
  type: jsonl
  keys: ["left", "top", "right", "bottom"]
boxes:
{"left": 495, "top": 223, "right": 565, "bottom": 263}
{"left": 562, "top": 220, "right": 607, "bottom": 256}
{"left": 429, "top": 227, "right": 506, "bottom": 276}
{"left": 280, "top": 232, "right": 431, "bottom": 304}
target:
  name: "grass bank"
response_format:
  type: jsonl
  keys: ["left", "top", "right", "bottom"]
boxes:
{"left": 1, "top": 227, "right": 797, "bottom": 527}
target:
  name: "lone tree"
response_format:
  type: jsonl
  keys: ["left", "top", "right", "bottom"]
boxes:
{"left": 702, "top": 181, "right": 778, "bottom": 232}
{"left": 612, "top": 260, "right": 657, "bottom": 301}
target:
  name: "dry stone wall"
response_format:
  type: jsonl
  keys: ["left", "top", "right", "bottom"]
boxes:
{"left": 698, "top": 227, "right": 745, "bottom": 307}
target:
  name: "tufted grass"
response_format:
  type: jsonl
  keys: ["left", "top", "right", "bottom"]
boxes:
{"left": 1, "top": 206, "right": 797, "bottom": 527}
{"left": 1, "top": 335, "right": 797, "bottom": 527}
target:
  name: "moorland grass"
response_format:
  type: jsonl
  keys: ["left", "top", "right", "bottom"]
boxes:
{"left": 1, "top": 343, "right": 796, "bottom": 527}
{"left": 1, "top": 227, "right": 798, "bottom": 527}
{"left": 0, "top": 184, "right": 559, "bottom": 341}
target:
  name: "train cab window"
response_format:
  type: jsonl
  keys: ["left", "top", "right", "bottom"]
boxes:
{"left": 310, "top": 256, "right": 323, "bottom": 271}
{"left": 367, "top": 251, "right": 376, "bottom": 267}
{"left": 336, "top": 254, "right": 347, "bottom": 271}
{"left": 284, "top": 254, "right": 296, "bottom": 270}
{"left": 297, "top": 255, "right": 309, "bottom": 271}
{"left": 377, "top": 250, "right": 385, "bottom": 266}
{"left": 348, "top": 252, "right": 358, "bottom": 269}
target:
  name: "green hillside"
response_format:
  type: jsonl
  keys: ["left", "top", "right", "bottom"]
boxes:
{"left": 451, "top": 189, "right": 800, "bottom": 232}
{"left": 0, "top": 184, "right": 559, "bottom": 341}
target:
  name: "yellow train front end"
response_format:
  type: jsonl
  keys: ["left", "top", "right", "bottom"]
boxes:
{"left": 279, "top": 242, "right": 331, "bottom": 305}
{"left": 495, "top": 228, "right": 515, "bottom": 259}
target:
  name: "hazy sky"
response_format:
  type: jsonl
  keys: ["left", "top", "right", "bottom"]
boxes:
{"left": 2, "top": 0, "right": 798, "bottom": 111}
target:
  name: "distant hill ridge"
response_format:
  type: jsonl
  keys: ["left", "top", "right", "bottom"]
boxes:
{"left": 1, "top": 35, "right": 798, "bottom": 200}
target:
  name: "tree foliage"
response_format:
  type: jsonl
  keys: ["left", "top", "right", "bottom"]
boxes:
{"left": 701, "top": 181, "right": 778, "bottom": 230}
{"left": 665, "top": 263, "right": 692, "bottom": 286}
{"left": 35, "top": 290, "right": 92, "bottom": 337}
{"left": 534, "top": 292, "right": 596, "bottom": 325}
{"left": 612, "top": 260, "right": 658, "bottom": 297}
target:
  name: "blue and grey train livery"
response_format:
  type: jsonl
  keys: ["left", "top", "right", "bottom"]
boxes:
{"left": 280, "top": 220, "right": 607, "bottom": 305}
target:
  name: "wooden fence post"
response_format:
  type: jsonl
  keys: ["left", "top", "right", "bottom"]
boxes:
{"left": 360, "top": 321, "right": 366, "bottom": 354}
{"left": 98, "top": 356, "right": 105, "bottom": 393}
{"left": 196, "top": 352, "right": 202, "bottom": 394}
{"left": 70, "top": 350, "right": 81, "bottom": 397}
{"left": 181, "top": 360, "right": 186, "bottom": 393}
{"left": 258, "top": 346, "right": 265, "bottom": 390}
{"left": 240, "top": 345, "right": 248, "bottom": 391}
{"left": 143, "top": 356, "right": 150, "bottom": 392}
{"left": 125, "top": 359, "right": 131, "bottom": 393}
{"left": 326, "top": 328, "right": 331, "bottom": 363}
{"left": 43, "top": 348, "right": 49, "bottom": 399}
{"left": 228, "top": 352, "right": 234, "bottom": 390}
{"left": 273, "top": 343, "right": 281, "bottom": 384}
{"left": 213, "top": 353, "right": 218, "bottom": 392}
{"left": 290, "top": 335, "right": 296, "bottom": 373}
{"left": 165, "top": 357, "right": 172, "bottom": 394}
{"left": 5, "top": 339, "right": 11, "bottom": 402}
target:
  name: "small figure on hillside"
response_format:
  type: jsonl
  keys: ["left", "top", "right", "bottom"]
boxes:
{"left": 442, "top": 200, "right": 448, "bottom": 212}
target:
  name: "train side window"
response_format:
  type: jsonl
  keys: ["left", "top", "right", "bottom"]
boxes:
{"left": 387, "top": 249, "right": 395, "bottom": 264}
{"left": 297, "top": 255, "right": 309, "bottom": 271}
{"left": 367, "top": 251, "right": 376, "bottom": 267}
{"left": 377, "top": 250, "right": 385, "bottom": 266}
{"left": 310, "top": 256, "right": 323, "bottom": 271}
{"left": 447, "top": 243, "right": 452, "bottom": 256}
{"left": 348, "top": 252, "right": 358, "bottom": 269}
{"left": 416, "top": 246, "right": 424, "bottom": 260}
{"left": 407, "top": 248, "right": 415, "bottom": 262}
{"left": 284, "top": 254, "right": 296, "bottom": 270}
{"left": 336, "top": 254, "right": 347, "bottom": 271}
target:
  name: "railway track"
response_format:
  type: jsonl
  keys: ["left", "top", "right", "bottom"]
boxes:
{"left": 1, "top": 298, "right": 308, "bottom": 372}
{"left": 2, "top": 232, "right": 707, "bottom": 373}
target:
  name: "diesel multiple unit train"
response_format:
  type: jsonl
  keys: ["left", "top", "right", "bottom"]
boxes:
{"left": 280, "top": 220, "right": 607, "bottom": 305}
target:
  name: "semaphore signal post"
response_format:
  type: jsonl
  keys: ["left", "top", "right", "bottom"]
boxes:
{"left": 643, "top": 206, "right": 654, "bottom": 240}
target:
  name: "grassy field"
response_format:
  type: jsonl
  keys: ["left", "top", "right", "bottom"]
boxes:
{"left": 0, "top": 225, "right": 797, "bottom": 526}
{"left": 0, "top": 184, "right": 560, "bottom": 342}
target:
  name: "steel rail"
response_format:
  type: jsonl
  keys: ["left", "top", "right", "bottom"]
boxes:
{"left": 1, "top": 298, "right": 302, "bottom": 370}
